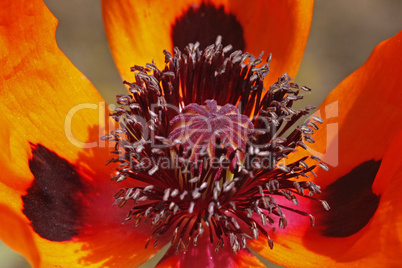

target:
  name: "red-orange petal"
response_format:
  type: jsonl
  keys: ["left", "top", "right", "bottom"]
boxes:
{"left": 102, "top": 0, "right": 313, "bottom": 87}
{"left": 0, "top": 151, "right": 166, "bottom": 268}
{"left": 0, "top": 0, "right": 107, "bottom": 191}
{"left": 309, "top": 30, "right": 402, "bottom": 187}
{"left": 0, "top": 0, "right": 166, "bottom": 267}
{"left": 248, "top": 32, "right": 402, "bottom": 267}
{"left": 260, "top": 131, "right": 402, "bottom": 267}
{"left": 156, "top": 234, "right": 266, "bottom": 268}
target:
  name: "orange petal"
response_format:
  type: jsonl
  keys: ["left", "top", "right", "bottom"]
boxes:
{"left": 248, "top": 130, "right": 402, "bottom": 267}
{"left": 0, "top": 202, "right": 40, "bottom": 267}
{"left": 248, "top": 32, "right": 402, "bottom": 267}
{"left": 0, "top": 144, "right": 166, "bottom": 268}
{"left": 0, "top": 0, "right": 109, "bottom": 191}
{"left": 102, "top": 0, "right": 313, "bottom": 87}
{"left": 0, "top": 0, "right": 165, "bottom": 267}
{"left": 156, "top": 234, "right": 266, "bottom": 268}
{"left": 308, "top": 30, "right": 402, "bottom": 187}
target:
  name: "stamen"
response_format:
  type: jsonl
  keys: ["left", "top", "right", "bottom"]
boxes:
{"left": 106, "top": 38, "right": 329, "bottom": 254}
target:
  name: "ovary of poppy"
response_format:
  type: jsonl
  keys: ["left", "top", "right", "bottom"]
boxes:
{"left": 0, "top": 0, "right": 401, "bottom": 268}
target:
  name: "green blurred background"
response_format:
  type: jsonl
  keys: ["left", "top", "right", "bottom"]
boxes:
{"left": 1, "top": 0, "right": 401, "bottom": 267}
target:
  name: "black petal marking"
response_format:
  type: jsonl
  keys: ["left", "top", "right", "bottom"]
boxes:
{"left": 172, "top": 3, "right": 245, "bottom": 52}
{"left": 320, "top": 160, "right": 381, "bottom": 237}
{"left": 22, "top": 144, "right": 84, "bottom": 241}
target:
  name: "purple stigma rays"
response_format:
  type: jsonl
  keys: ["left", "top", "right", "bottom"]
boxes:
{"left": 169, "top": 100, "right": 253, "bottom": 170}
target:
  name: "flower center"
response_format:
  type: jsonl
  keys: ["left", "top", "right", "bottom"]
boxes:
{"left": 105, "top": 39, "right": 330, "bottom": 255}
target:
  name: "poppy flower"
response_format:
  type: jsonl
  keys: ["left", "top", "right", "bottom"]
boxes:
{"left": 0, "top": 0, "right": 401, "bottom": 268}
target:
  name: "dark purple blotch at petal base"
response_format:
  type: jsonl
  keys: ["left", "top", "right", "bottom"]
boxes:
{"left": 171, "top": 3, "right": 245, "bottom": 52}
{"left": 22, "top": 144, "right": 84, "bottom": 241}
{"left": 318, "top": 160, "right": 381, "bottom": 237}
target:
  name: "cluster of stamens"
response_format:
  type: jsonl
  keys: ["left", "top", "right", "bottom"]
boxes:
{"left": 103, "top": 38, "right": 329, "bottom": 255}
